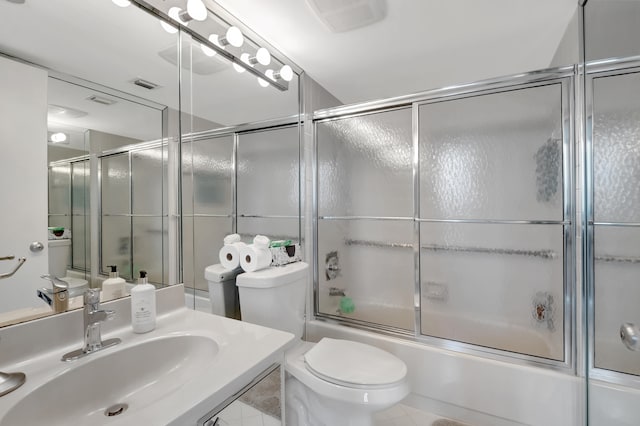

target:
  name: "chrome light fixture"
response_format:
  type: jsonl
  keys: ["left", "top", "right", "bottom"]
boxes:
{"left": 49, "top": 132, "right": 68, "bottom": 144}
{"left": 266, "top": 65, "right": 294, "bottom": 82}
{"left": 111, "top": 0, "right": 131, "bottom": 7}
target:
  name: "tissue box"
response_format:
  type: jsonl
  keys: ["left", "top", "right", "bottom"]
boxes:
{"left": 270, "top": 244, "right": 302, "bottom": 266}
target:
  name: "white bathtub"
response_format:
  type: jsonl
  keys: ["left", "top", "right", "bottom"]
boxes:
{"left": 329, "top": 302, "right": 559, "bottom": 360}
{"left": 306, "top": 319, "right": 583, "bottom": 426}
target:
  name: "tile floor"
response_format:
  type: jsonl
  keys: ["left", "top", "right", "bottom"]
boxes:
{"left": 216, "top": 400, "right": 458, "bottom": 426}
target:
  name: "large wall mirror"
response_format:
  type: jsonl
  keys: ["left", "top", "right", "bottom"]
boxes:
{"left": 0, "top": 0, "right": 300, "bottom": 325}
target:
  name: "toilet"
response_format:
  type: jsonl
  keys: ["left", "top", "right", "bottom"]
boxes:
{"left": 47, "top": 238, "right": 88, "bottom": 297}
{"left": 235, "top": 262, "right": 409, "bottom": 426}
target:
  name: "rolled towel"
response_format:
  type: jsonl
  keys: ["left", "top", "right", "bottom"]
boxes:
{"left": 219, "top": 234, "right": 247, "bottom": 270}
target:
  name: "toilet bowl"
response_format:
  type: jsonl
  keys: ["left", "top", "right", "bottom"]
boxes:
{"left": 235, "top": 262, "right": 409, "bottom": 426}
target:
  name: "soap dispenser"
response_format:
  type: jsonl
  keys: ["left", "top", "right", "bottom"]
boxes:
{"left": 102, "top": 265, "right": 126, "bottom": 301}
{"left": 130, "top": 270, "right": 156, "bottom": 333}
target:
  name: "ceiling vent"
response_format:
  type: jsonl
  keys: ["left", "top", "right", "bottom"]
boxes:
{"left": 86, "top": 95, "right": 117, "bottom": 106}
{"left": 305, "top": 0, "right": 387, "bottom": 33}
{"left": 132, "top": 78, "right": 159, "bottom": 90}
{"left": 158, "top": 44, "right": 229, "bottom": 76}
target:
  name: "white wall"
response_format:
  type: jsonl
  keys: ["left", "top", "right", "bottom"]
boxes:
{"left": 0, "top": 56, "right": 48, "bottom": 312}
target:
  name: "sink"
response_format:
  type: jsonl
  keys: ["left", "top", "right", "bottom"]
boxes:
{"left": 1, "top": 334, "right": 218, "bottom": 426}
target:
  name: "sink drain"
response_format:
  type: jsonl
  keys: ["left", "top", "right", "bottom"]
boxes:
{"left": 104, "top": 403, "right": 128, "bottom": 417}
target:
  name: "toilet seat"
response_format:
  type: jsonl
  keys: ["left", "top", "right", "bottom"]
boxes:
{"left": 285, "top": 340, "right": 409, "bottom": 407}
{"left": 304, "top": 338, "right": 407, "bottom": 388}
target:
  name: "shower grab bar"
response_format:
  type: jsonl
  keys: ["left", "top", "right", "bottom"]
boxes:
{"left": 344, "top": 239, "right": 557, "bottom": 260}
{"left": 0, "top": 256, "right": 15, "bottom": 261}
{"left": 0, "top": 257, "right": 26, "bottom": 279}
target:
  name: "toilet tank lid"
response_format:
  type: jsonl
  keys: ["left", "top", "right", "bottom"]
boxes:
{"left": 236, "top": 262, "right": 309, "bottom": 288}
{"left": 204, "top": 264, "right": 242, "bottom": 283}
{"left": 48, "top": 239, "right": 71, "bottom": 247}
{"left": 304, "top": 338, "right": 407, "bottom": 386}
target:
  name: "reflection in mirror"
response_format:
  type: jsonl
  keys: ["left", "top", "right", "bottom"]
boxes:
{"left": 0, "top": 0, "right": 179, "bottom": 326}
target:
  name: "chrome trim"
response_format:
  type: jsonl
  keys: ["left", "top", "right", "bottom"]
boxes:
{"left": 99, "top": 139, "right": 166, "bottom": 158}
{"left": 232, "top": 132, "right": 238, "bottom": 234}
{"left": 314, "top": 105, "right": 411, "bottom": 125}
{"left": 128, "top": 151, "right": 134, "bottom": 279}
{"left": 0, "top": 257, "right": 26, "bottom": 279}
{"left": 101, "top": 214, "right": 167, "bottom": 218}
{"left": 595, "top": 255, "right": 640, "bottom": 264}
{"left": 412, "top": 101, "right": 421, "bottom": 335}
{"left": 417, "top": 218, "right": 569, "bottom": 225}
{"left": 188, "top": 214, "right": 233, "bottom": 218}
{"left": 49, "top": 155, "right": 90, "bottom": 167}
{"left": 187, "top": 116, "right": 299, "bottom": 142}
{"left": 319, "top": 216, "right": 413, "bottom": 221}
{"left": 586, "top": 55, "right": 640, "bottom": 75}
{"left": 313, "top": 117, "right": 320, "bottom": 321}
{"left": 314, "top": 66, "right": 575, "bottom": 120}
{"left": 592, "top": 221, "right": 640, "bottom": 227}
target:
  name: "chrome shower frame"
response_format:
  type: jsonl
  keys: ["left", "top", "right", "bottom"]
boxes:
{"left": 312, "top": 66, "right": 577, "bottom": 371}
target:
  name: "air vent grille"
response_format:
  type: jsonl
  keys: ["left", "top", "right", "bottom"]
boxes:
{"left": 86, "top": 95, "right": 117, "bottom": 106}
{"left": 305, "top": 0, "right": 387, "bottom": 33}
{"left": 133, "top": 78, "right": 159, "bottom": 90}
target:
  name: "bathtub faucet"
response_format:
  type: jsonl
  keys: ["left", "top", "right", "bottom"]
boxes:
{"left": 329, "top": 287, "right": 346, "bottom": 297}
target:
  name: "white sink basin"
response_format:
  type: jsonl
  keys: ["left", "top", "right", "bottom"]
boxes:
{"left": 1, "top": 335, "right": 218, "bottom": 425}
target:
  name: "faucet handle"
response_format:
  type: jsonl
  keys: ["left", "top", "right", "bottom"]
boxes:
{"left": 84, "top": 288, "right": 101, "bottom": 305}
{"left": 40, "top": 274, "right": 69, "bottom": 292}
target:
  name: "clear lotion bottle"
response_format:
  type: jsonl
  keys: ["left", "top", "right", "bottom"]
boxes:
{"left": 131, "top": 270, "right": 156, "bottom": 333}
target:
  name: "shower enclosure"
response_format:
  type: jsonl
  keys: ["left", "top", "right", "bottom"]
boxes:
{"left": 314, "top": 69, "right": 574, "bottom": 367}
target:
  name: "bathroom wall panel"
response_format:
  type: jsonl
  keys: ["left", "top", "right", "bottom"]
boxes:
{"left": 182, "top": 136, "right": 233, "bottom": 216}
{"left": 317, "top": 108, "right": 413, "bottom": 218}
{"left": 237, "top": 126, "right": 300, "bottom": 217}
{"left": 71, "top": 160, "right": 90, "bottom": 271}
{"left": 593, "top": 226, "right": 640, "bottom": 375}
{"left": 419, "top": 84, "right": 564, "bottom": 221}
{"left": 592, "top": 72, "right": 640, "bottom": 223}
{"left": 182, "top": 216, "right": 233, "bottom": 292}
{"left": 101, "top": 153, "right": 130, "bottom": 215}
{"left": 317, "top": 219, "right": 415, "bottom": 331}
{"left": 420, "top": 222, "right": 564, "bottom": 360}
{"left": 100, "top": 215, "right": 131, "bottom": 280}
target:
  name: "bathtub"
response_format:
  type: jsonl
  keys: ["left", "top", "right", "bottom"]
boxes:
{"left": 306, "top": 319, "right": 583, "bottom": 426}
{"left": 328, "top": 301, "right": 559, "bottom": 360}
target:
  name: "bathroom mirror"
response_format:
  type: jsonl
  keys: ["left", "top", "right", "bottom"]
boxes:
{"left": 0, "top": 0, "right": 302, "bottom": 325}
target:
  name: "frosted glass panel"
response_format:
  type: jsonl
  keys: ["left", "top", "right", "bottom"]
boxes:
{"left": 101, "top": 154, "right": 130, "bottom": 215}
{"left": 593, "top": 72, "right": 640, "bottom": 223}
{"left": 48, "top": 164, "right": 70, "bottom": 215}
{"left": 419, "top": 84, "right": 563, "bottom": 221}
{"left": 317, "top": 108, "right": 413, "bottom": 218}
{"left": 72, "top": 214, "right": 88, "bottom": 271}
{"left": 182, "top": 216, "right": 232, "bottom": 291}
{"left": 101, "top": 216, "right": 131, "bottom": 280}
{"left": 593, "top": 226, "right": 640, "bottom": 375}
{"left": 237, "top": 217, "right": 300, "bottom": 245}
{"left": 71, "top": 161, "right": 90, "bottom": 215}
{"left": 420, "top": 222, "right": 564, "bottom": 360}
{"left": 133, "top": 217, "right": 166, "bottom": 285}
{"left": 237, "top": 126, "right": 299, "bottom": 216}
{"left": 317, "top": 219, "right": 414, "bottom": 331}
{"left": 182, "top": 136, "right": 233, "bottom": 216}
{"left": 132, "top": 147, "right": 167, "bottom": 215}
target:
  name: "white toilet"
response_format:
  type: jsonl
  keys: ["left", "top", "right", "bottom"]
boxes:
{"left": 47, "top": 239, "right": 88, "bottom": 296}
{"left": 235, "top": 262, "right": 409, "bottom": 426}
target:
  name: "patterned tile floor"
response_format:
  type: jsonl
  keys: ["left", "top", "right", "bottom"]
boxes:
{"left": 216, "top": 400, "right": 461, "bottom": 426}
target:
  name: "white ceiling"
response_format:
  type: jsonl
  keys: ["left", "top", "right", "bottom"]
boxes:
{"left": 213, "top": 0, "right": 578, "bottom": 104}
{"left": 0, "top": 0, "right": 577, "bottom": 142}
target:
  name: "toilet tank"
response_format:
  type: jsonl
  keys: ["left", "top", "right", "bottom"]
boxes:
{"left": 48, "top": 239, "right": 71, "bottom": 278}
{"left": 236, "top": 262, "right": 308, "bottom": 339}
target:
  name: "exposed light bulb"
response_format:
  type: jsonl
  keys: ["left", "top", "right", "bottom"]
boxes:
{"left": 186, "top": 0, "right": 207, "bottom": 21}
{"left": 255, "top": 47, "right": 271, "bottom": 66}
{"left": 225, "top": 26, "right": 244, "bottom": 48}
{"left": 201, "top": 43, "right": 216, "bottom": 57}
{"left": 160, "top": 7, "right": 186, "bottom": 34}
{"left": 279, "top": 65, "right": 294, "bottom": 82}
{"left": 233, "top": 62, "right": 246, "bottom": 73}
{"left": 50, "top": 132, "right": 68, "bottom": 143}
{"left": 257, "top": 77, "right": 269, "bottom": 88}
{"left": 265, "top": 69, "right": 276, "bottom": 82}
{"left": 240, "top": 53, "right": 252, "bottom": 66}
{"left": 111, "top": 0, "right": 131, "bottom": 7}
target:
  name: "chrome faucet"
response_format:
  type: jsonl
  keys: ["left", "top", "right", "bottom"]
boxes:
{"left": 39, "top": 274, "right": 69, "bottom": 313}
{"left": 62, "top": 289, "right": 121, "bottom": 362}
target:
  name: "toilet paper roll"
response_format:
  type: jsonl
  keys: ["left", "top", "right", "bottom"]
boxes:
{"left": 219, "top": 241, "right": 247, "bottom": 270}
{"left": 239, "top": 244, "right": 273, "bottom": 272}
